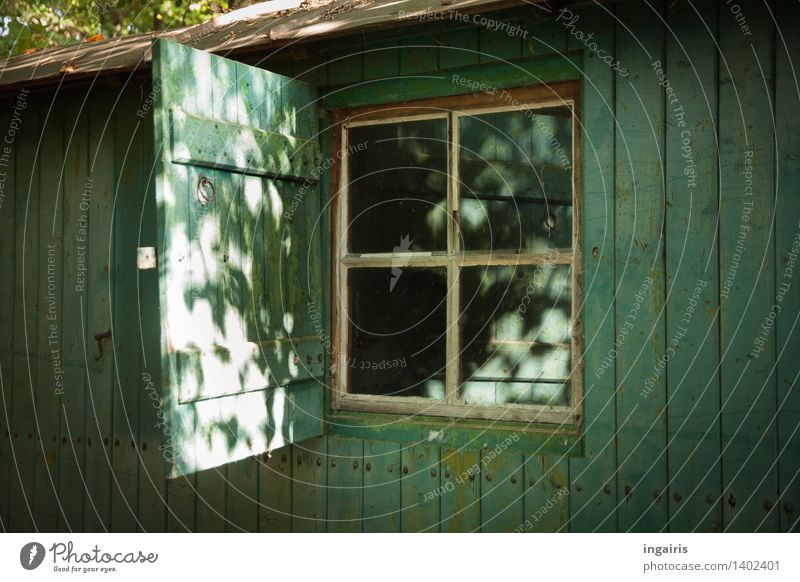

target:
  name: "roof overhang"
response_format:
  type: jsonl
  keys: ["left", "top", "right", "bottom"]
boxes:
{"left": 0, "top": 0, "right": 554, "bottom": 92}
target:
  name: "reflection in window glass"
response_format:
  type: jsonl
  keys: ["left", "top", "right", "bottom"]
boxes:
{"left": 348, "top": 118, "right": 448, "bottom": 253}
{"left": 459, "top": 265, "right": 572, "bottom": 406}
{"left": 348, "top": 267, "right": 447, "bottom": 398}
{"left": 459, "top": 107, "right": 573, "bottom": 252}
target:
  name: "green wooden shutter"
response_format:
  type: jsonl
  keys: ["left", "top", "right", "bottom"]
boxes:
{"left": 152, "top": 39, "right": 324, "bottom": 476}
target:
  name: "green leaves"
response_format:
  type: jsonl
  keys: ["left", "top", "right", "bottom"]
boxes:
{"left": 1, "top": 0, "right": 229, "bottom": 56}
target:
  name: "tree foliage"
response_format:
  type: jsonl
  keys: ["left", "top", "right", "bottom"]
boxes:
{"left": 0, "top": 0, "right": 233, "bottom": 56}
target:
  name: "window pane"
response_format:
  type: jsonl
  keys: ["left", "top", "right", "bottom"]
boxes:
{"left": 458, "top": 107, "right": 573, "bottom": 252}
{"left": 459, "top": 264, "right": 572, "bottom": 406}
{"left": 348, "top": 118, "right": 448, "bottom": 253}
{"left": 348, "top": 267, "right": 447, "bottom": 398}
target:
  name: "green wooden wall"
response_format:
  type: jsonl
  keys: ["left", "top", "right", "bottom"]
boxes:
{"left": 1, "top": 0, "right": 799, "bottom": 532}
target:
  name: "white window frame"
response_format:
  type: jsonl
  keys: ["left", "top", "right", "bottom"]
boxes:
{"left": 331, "top": 83, "right": 582, "bottom": 426}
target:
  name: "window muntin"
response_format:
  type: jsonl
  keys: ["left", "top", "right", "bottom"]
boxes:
{"left": 334, "top": 89, "right": 580, "bottom": 425}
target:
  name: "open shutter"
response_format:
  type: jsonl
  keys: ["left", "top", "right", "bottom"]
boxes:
{"left": 152, "top": 39, "right": 324, "bottom": 476}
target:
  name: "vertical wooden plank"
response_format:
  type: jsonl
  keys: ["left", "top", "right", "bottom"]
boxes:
{"left": 0, "top": 94, "right": 15, "bottom": 529}
{"left": 319, "top": 107, "right": 334, "bottom": 419}
{"left": 327, "top": 436, "right": 363, "bottom": 532}
{"left": 523, "top": 455, "right": 569, "bottom": 532}
{"left": 166, "top": 476, "right": 196, "bottom": 532}
{"left": 254, "top": 61, "right": 291, "bottom": 457}
{"left": 286, "top": 77, "right": 324, "bottom": 444}
{"left": 291, "top": 436, "right": 327, "bottom": 532}
{"left": 439, "top": 28, "right": 480, "bottom": 70}
{"left": 83, "top": 87, "right": 115, "bottom": 532}
{"left": 110, "top": 86, "right": 142, "bottom": 532}
{"left": 222, "top": 62, "right": 248, "bottom": 396}
{"left": 196, "top": 467, "right": 227, "bottom": 532}
{"left": 225, "top": 63, "right": 248, "bottom": 354}
{"left": 259, "top": 446, "right": 292, "bottom": 532}
{"left": 718, "top": 0, "right": 778, "bottom": 532}
{"left": 232, "top": 59, "right": 255, "bottom": 364}
{"left": 775, "top": 0, "right": 800, "bottom": 533}
{"left": 58, "top": 90, "right": 89, "bottom": 533}
{"left": 220, "top": 61, "right": 255, "bottom": 532}
{"left": 568, "top": 3, "right": 618, "bottom": 533}
{"left": 187, "top": 50, "right": 228, "bottom": 535}
{"left": 363, "top": 440, "right": 401, "bottom": 532}
{"left": 137, "top": 96, "right": 167, "bottom": 532}
{"left": 665, "top": 0, "right": 722, "bottom": 532}
{"left": 401, "top": 443, "right": 440, "bottom": 532}
{"left": 282, "top": 76, "right": 315, "bottom": 442}
{"left": 150, "top": 40, "right": 197, "bottom": 532}
{"left": 399, "top": 33, "right": 439, "bottom": 75}
{"left": 614, "top": 0, "right": 668, "bottom": 532}
{"left": 226, "top": 458, "right": 257, "bottom": 532}
{"left": 440, "top": 446, "right": 480, "bottom": 532}
{"left": 9, "top": 92, "right": 39, "bottom": 532}
{"left": 238, "top": 59, "right": 262, "bottom": 347}
{"left": 258, "top": 69, "right": 284, "bottom": 346}
{"left": 299, "top": 80, "right": 325, "bottom": 441}
{"left": 34, "top": 94, "right": 64, "bottom": 532}
{"left": 152, "top": 39, "right": 197, "bottom": 497}
{"left": 479, "top": 446, "right": 523, "bottom": 532}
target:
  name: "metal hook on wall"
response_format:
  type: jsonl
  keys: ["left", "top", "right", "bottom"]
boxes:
{"left": 197, "top": 176, "right": 216, "bottom": 205}
{"left": 94, "top": 329, "right": 112, "bottom": 361}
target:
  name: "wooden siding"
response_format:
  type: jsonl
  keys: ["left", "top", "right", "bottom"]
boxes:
{"left": 0, "top": 79, "right": 168, "bottom": 532}
{"left": 1, "top": 0, "right": 799, "bottom": 532}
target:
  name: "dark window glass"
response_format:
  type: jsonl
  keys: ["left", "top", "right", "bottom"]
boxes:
{"left": 348, "top": 267, "right": 447, "bottom": 398}
{"left": 348, "top": 118, "right": 448, "bottom": 253}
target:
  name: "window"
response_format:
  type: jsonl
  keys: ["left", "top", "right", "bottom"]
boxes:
{"left": 331, "top": 83, "right": 581, "bottom": 425}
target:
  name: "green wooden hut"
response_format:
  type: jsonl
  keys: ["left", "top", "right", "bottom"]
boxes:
{"left": 0, "top": 0, "right": 798, "bottom": 533}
